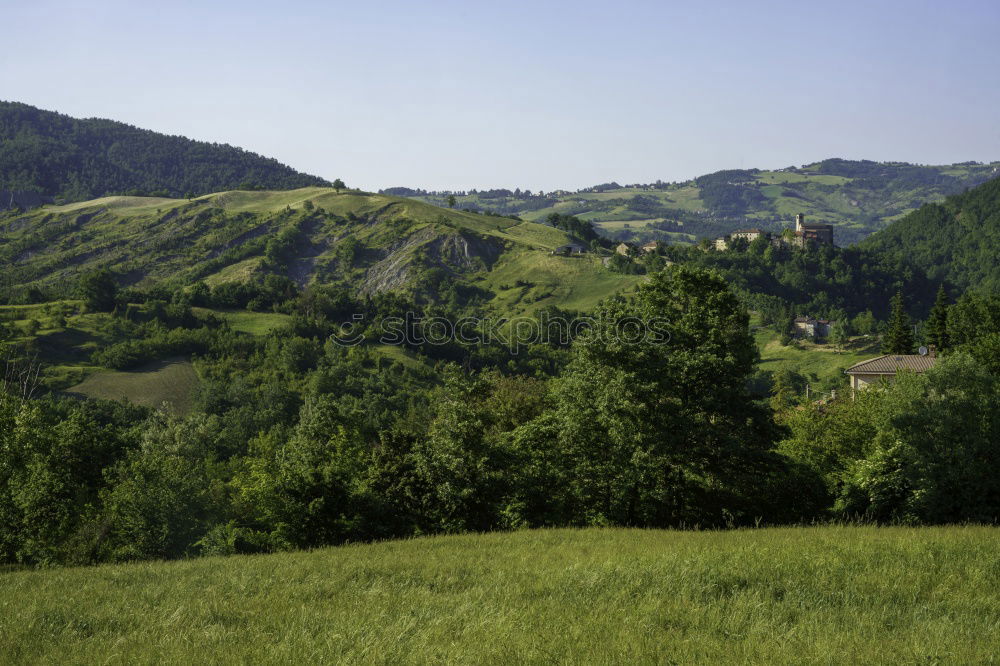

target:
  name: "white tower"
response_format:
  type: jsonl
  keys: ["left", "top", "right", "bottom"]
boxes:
{"left": 795, "top": 213, "right": 804, "bottom": 232}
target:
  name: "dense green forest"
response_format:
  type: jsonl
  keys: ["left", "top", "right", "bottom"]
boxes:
{"left": 0, "top": 102, "right": 329, "bottom": 204}
{"left": 860, "top": 174, "right": 1000, "bottom": 292}
{"left": 4, "top": 262, "right": 1000, "bottom": 567}
{"left": 662, "top": 239, "right": 937, "bottom": 322}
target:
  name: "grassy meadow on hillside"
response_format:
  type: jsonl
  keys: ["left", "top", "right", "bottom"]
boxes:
{"left": 193, "top": 308, "right": 291, "bottom": 336}
{"left": 2, "top": 187, "right": 638, "bottom": 315}
{"left": 65, "top": 358, "right": 199, "bottom": 415}
{"left": 2, "top": 526, "right": 999, "bottom": 664}
{"left": 755, "top": 326, "right": 881, "bottom": 393}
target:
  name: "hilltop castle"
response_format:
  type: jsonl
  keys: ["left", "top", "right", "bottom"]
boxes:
{"left": 713, "top": 213, "right": 833, "bottom": 250}
{"left": 794, "top": 213, "right": 833, "bottom": 246}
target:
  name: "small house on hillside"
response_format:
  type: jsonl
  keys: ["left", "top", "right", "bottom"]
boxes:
{"left": 844, "top": 354, "right": 938, "bottom": 397}
{"left": 615, "top": 242, "right": 632, "bottom": 256}
{"left": 641, "top": 241, "right": 660, "bottom": 253}
{"left": 552, "top": 242, "right": 587, "bottom": 256}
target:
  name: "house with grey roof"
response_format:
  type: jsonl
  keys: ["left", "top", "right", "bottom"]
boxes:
{"left": 844, "top": 354, "right": 938, "bottom": 397}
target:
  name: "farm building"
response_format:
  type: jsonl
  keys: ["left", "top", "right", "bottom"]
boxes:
{"left": 794, "top": 317, "right": 835, "bottom": 338}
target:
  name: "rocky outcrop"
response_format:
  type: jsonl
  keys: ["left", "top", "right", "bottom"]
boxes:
{"left": 360, "top": 227, "right": 503, "bottom": 295}
{"left": 427, "top": 231, "right": 503, "bottom": 270}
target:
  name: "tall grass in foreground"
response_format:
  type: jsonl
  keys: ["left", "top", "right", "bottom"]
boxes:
{"left": 2, "top": 526, "right": 998, "bottom": 664}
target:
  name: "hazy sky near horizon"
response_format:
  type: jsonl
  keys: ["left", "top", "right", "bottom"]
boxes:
{"left": 2, "top": 0, "right": 999, "bottom": 191}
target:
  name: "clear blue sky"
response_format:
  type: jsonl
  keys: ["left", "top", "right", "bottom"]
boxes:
{"left": 2, "top": 0, "right": 998, "bottom": 191}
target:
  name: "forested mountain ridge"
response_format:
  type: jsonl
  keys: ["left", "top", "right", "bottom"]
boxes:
{"left": 397, "top": 159, "right": 1000, "bottom": 245}
{"left": 0, "top": 101, "right": 329, "bottom": 204}
{"left": 859, "top": 175, "right": 1000, "bottom": 293}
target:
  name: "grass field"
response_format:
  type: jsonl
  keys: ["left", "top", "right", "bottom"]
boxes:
{"left": 480, "top": 250, "right": 644, "bottom": 315}
{"left": 196, "top": 308, "right": 292, "bottom": 335}
{"left": 755, "top": 326, "right": 880, "bottom": 393}
{"left": 65, "top": 358, "right": 200, "bottom": 415}
{"left": 2, "top": 526, "right": 998, "bottom": 663}
{"left": 372, "top": 343, "right": 430, "bottom": 370}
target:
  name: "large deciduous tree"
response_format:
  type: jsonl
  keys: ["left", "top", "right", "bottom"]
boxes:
{"left": 78, "top": 268, "right": 118, "bottom": 312}
{"left": 548, "top": 265, "right": 790, "bottom": 527}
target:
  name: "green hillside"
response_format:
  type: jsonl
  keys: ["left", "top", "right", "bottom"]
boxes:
{"left": 0, "top": 187, "right": 643, "bottom": 399}
{"left": 0, "top": 101, "right": 329, "bottom": 204}
{"left": 860, "top": 174, "right": 1000, "bottom": 292}
{"left": 0, "top": 187, "right": 641, "bottom": 315}
{"left": 0, "top": 182, "right": 938, "bottom": 403}
{"left": 3, "top": 527, "right": 999, "bottom": 664}
{"left": 397, "top": 160, "right": 1000, "bottom": 245}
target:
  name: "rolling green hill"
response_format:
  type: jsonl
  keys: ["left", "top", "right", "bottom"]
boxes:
{"left": 0, "top": 101, "right": 329, "bottom": 204}
{"left": 0, "top": 187, "right": 641, "bottom": 314}
{"left": 859, "top": 173, "right": 1000, "bottom": 292}
{"left": 397, "top": 159, "right": 1000, "bottom": 245}
{"left": 3, "top": 527, "right": 999, "bottom": 663}
{"left": 0, "top": 186, "right": 645, "bottom": 400}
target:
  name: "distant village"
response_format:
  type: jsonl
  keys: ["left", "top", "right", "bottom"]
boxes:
{"left": 553, "top": 213, "right": 834, "bottom": 258}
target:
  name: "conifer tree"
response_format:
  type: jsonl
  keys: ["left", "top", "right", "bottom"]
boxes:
{"left": 882, "top": 291, "right": 915, "bottom": 354}
{"left": 925, "top": 285, "right": 950, "bottom": 351}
